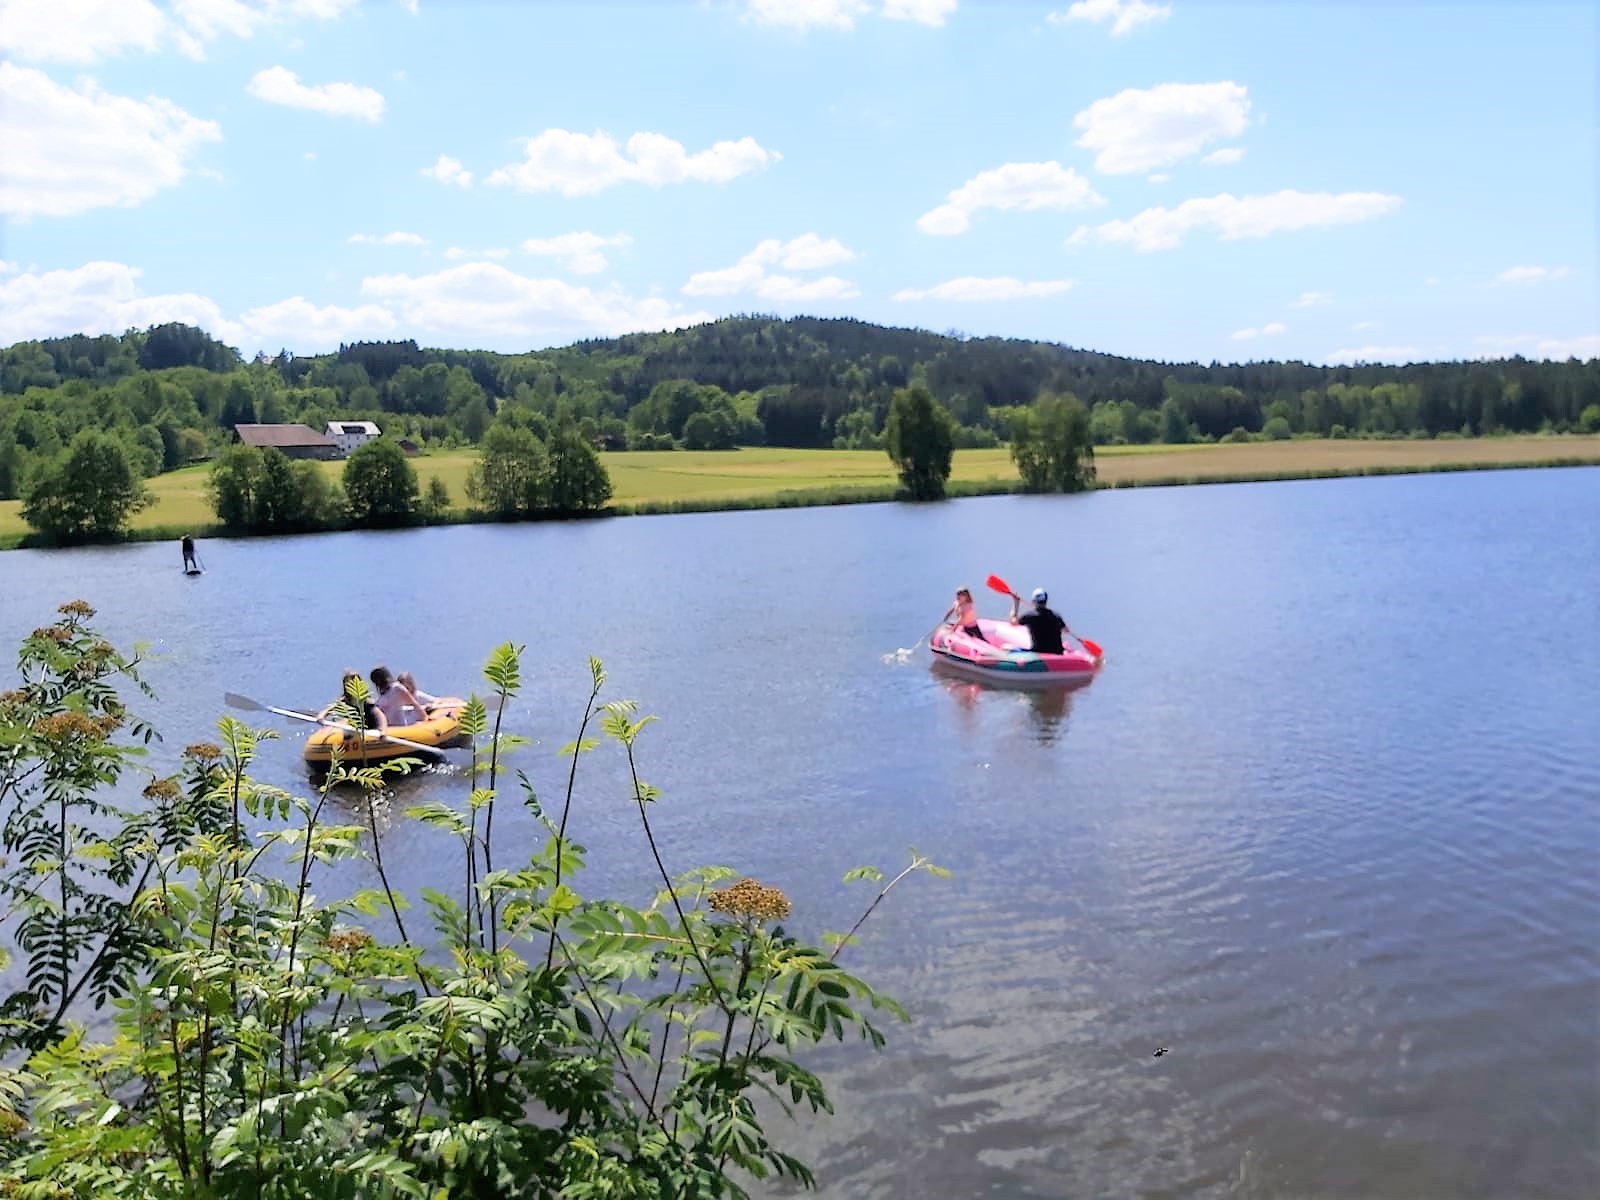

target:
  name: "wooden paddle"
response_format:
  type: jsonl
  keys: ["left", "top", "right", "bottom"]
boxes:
{"left": 984, "top": 573, "right": 1104, "bottom": 659}
{"left": 223, "top": 692, "right": 441, "bottom": 756}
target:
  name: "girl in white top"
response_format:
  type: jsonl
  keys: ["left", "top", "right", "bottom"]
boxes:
{"left": 369, "top": 665, "right": 427, "bottom": 726}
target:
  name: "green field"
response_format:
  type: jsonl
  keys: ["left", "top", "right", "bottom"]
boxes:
{"left": 3, "top": 437, "right": 1598, "bottom": 548}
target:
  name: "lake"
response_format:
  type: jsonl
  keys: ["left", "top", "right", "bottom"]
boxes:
{"left": 2, "top": 467, "right": 1597, "bottom": 1199}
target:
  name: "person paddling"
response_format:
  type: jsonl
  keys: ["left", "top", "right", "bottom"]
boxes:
{"left": 942, "top": 586, "right": 986, "bottom": 641}
{"left": 181, "top": 534, "right": 198, "bottom": 572}
{"left": 318, "top": 670, "right": 386, "bottom": 731}
{"left": 1009, "top": 587, "right": 1068, "bottom": 655}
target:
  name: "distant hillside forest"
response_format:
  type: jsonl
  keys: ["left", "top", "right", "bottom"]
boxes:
{"left": 3, "top": 316, "right": 1598, "bottom": 500}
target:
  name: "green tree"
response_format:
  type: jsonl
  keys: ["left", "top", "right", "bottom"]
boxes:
{"left": 422, "top": 474, "right": 452, "bottom": 518}
{"left": 1158, "top": 396, "right": 1191, "bottom": 444}
{"left": 546, "top": 419, "right": 613, "bottom": 512}
{"left": 342, "top": 437, "right": 419, "bottom": 526}
{"left": 1579, "top": 403, "right": 1600, "bottom": 434}
{"left": 884, "top": 384, "right": 954, "bottom": 500}
{"left": 1009, "top": 393, "right": 1096, "bottom": 493}
{"left": 206, "top": 443, "right": 262, "bottom": 528}
{"left": 20, "top": 430, "right": 152, "bottom": 541}
{"left": 465, "top": 421, "right": 548, "bottom": 516}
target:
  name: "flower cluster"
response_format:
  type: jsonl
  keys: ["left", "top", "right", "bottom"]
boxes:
{"left": 143, "top": 779, "right": 181, "bottom": 801}
{"left": 707, "top": 878, "right": 792, "bottom": 923}
{"left": 184, "top": 743, "right": 223, "bottom": 763}
{"left": 32, "top": 712, "right": 105, "bottom": 742}
{"left": 325, "top": 929, "right": 375, "bottom": 955}
{"left": 56, "top": 600, "right": 95, "bottom": 619}
{"left": 29, "top": 625, "right": 70, "bottom": 645}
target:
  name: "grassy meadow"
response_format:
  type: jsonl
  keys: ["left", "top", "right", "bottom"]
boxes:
{"left": 2, "top": 436, "right": 1598, "bottom": 548}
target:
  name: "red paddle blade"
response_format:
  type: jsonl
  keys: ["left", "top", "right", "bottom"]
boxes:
{"left": 1083, "top": 637, "right": 1104, "bottom": 659}
{"left": 985, "top": 573, "right": 1012, "bottom": 595}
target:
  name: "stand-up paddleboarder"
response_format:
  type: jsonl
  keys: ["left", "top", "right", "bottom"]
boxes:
{"left": 182, "top": 534, "right": 199, "bottom": 574}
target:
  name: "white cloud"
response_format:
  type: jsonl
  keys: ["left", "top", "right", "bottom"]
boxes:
{"left": 0, "top": 0, "right": 358, "bottom": 64}
{"left": 1353, "top": 320, "right": 1379, "bottom": 330}
{"left": 743, "top": 0, "right": 870, "bottom": 28}
{"left": 882, "top": 0, "right": 957, "bottom": 25}
{"left": 1201, "top": 146, "right": 1244, "bottom": 166}
{"left": 1231, "top": 321, "right": 1286, "bottom": 340}
{"left": 1291, "top": 290, "right": 1333, "bottom": 307}
{"left": 520, "top": 231, "right": 632, "bottom": 275}
{"left": 444, "top": 246, "right": 509, "bottom": 261}
{"left": 1473, "top": 332, "right": 1600, "bottom": 360}
{"left": 247, "top": 66, "right": 384, "bottom": 121}
{"left": 1068, "top": 189, "right": 1403, "bottom": 252}
{"left": 0, "top": 258, "right": 714, "bottom": 354}
{"left": 746, "top": 233, "right": 858, "bottom": 270}
{"left": 422, "top": 154, "right": 472, "bottom": 187}
{"left": 348, "top": 231, "right": 426, "bottom": 246}
{"left": 682, "top": 234, "right": 860, "bottom": 301}
{"left": 1323, "top": 344, "right": 1420, "bottom": 365}
{"left": 487, "top": 129, "right": 777, "bottom": 197}
{"left": 1048, "top": 0, "right": 1171, "bottom": 36}
{"left": 0, "top": 0, "right": 165, "bottom": 63}
{"left": 918, "top": 161, "right": 1103, "bottom": 235}
{"left": 1493, "top": 265, "right": 1572, "bottom": 286}
{"left": 360, "top": 262, "right": 713, "bottom": 343}
{"left": 1073, "top": 82, "right": 1250, "bottom": 174}
{"left": 0, "top": 63, "right": 220, "bottom": 219}
{"left": 893, "top": 277, "right": 1073, "bottom": 302}
{"left": 1147, "top": 173, "right": 1170, "bottom": 184}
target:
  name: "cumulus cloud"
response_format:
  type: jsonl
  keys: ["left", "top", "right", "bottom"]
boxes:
{"left": 0, "top": 63, "right": 221, "bottom": 219}
{"left": 881, "top": 0, "right": 957, "bottom": 24}
{"left": 0, "top": 0, "right": 358, "bottom": 64}
{"left": 1473, "top": 332, "right": 1600, "bottom": 360}
{"left": 1493, "top": 265, "right": 1571, "bottom": 285}
{"left": 682, "top": 235, "right": 860, "bottom": 301}
{"left": 444, "top": 247, "right": 509, "bottom": 261}
{"left": 422, "top": 154, "right": 472, "bottom": 187}
{"left": 1353, "top": 320, "right": 1379, "bottom": 330}
{"left": 487, "top": 128, "right": 777, "bottom": 196}
{"left": 743, "top": 0, "right": 871, "bottom": 29}
{"left": 348, "top": 231, "right": 426, "bottom": 246}
{"left": 1230, "top": 321, "right": 1286, "bottom": 340}
{"left": 361, "top": 261, "right": 713, "bottom": 343}
{"left": 1048, "top": 0, "right": 1171, "bottom": 36}
{"left": 1291, "top": 290, "right": 1333, "bottom": 307}
{"left": 1323, "top": 344, "right": 1421, "bottom": 365}
{"left": 893, "top": 277, "right": 1073, "bottom": 302}
{"left": 0, "top": 258, "right": 714, "bottom": 354}
{"left": 1200, "top": 147, "right": 1244, "bottom": 166}
{"left": 1067, "top": 189, "right": 1403, "bottom": 251}
{"left": 247, "top": 66, "right": 384, "bottom": 121}
{"left": 1073, "top": 82, "right": 1250, "bottom": 174}
{"left": 520, "top": 231, "right": 632, "bottom": 275}
{"left": 741, "top": 0, "right": 954, "bottom": 29}
{"left": 918, "top": 161, "right": 1103, "bottom": 235}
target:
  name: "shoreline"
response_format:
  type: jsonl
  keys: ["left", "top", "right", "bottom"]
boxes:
{"left": 2, "top": 441, "right": 1596, "bottom": 551}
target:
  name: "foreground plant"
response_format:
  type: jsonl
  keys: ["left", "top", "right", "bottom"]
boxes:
{"left": 0, "top": 608, "right": 941, "bottom": 1198}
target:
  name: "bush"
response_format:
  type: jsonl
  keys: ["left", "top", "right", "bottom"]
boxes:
{"left": 1223, "top": 426, "right": 1253, "bottom": 443}
{"left": 343, "top": 437, "right": 420, "bottom": 526}
{"left": 1329, "top": 424, "right": 1349, "bottom": 439}
{"left": 1579, "top": 403, "right": 1600, "bottom": 434}
{"left": 1262, "top": 416, "right": 1292, "bottom": 441}
{"left": 19, "top": 431, "right": 152, "bottom": 542}
{"left": 0, "top": 609, "right": 938, "bottom": 1198}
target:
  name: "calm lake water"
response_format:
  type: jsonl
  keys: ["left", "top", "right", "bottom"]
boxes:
{"left": 3, "top": 467, "right": 1598, "bottom": 1198}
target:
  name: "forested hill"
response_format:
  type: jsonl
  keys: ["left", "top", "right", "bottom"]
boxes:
{"left": 3, "top": 316, "right": 1598, "bottom": 500}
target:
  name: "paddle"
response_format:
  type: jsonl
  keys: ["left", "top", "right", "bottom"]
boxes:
{"left": 984, "top": 573, "right": 1104, "bottom": 659}
{"left": 223, "top": 692, "right": 441, "bottom": 756}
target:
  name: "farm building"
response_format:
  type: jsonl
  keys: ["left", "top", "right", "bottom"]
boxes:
{"left": 325, "top": 421, "right": 382, "bottom": 456}
{"left": 233, "top": 423, "right": 339, "bottom": 460}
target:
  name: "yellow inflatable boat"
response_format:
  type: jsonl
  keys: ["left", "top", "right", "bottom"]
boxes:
{"left": 302, "top": 697, "right": 467, "bottom": 768}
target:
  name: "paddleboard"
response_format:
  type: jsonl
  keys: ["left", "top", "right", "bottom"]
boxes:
{"left": 184, "top": 568, "right": 204, "bottom": 576}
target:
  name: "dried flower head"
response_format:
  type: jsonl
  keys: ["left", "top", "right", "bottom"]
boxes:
{"left": 0, "top": 1107, "right": 26, "bottom": 1139}
{"left": 33, "top": 712, "right": 104, "bottom": 741}
{"left": 707, "top": 878, "right": 792, "bottom": 923}
{"left": 184, "top": 743, "right": 222, "bottom": 762}
{"left": 57, "top": 600, "right": 95, "bottom": 619}
{"left": 0, "top": 689, "right": 26, "bottom": 710}
{"left": 30, "top": 626, "right": 70, "bottom": 645}
{"left": 326, "top": 928, "right": 375, "bottom": 955}
{"left": 143, "top": 779, "right": 181, "bottom": 801}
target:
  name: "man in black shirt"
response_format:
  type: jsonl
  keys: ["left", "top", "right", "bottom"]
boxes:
{"left": 1010, "top": 587, "right": 1068, "bottom": 655}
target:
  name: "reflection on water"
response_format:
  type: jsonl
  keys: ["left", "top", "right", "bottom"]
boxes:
{"left": 3, "top": 468, "right": 1599, "bottom": 1199}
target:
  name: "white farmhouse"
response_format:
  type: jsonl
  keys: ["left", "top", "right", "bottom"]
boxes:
{"left": 325, "top": 420, "right": 381, "bottom": 457}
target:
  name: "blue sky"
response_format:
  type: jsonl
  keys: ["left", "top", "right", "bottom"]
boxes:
{"left": 0, "top": 0, "right": 1593, "bottom": 365}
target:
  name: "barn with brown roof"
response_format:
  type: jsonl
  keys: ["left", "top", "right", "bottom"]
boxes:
{"left": 233, "top": 423, "right": 339, "bottom": 460}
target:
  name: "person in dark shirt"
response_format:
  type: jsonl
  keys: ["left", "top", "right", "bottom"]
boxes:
{"left": 317, "top": 669, "right": 386, "bottom": 731}
{"left": 1010, "top": 587, "right": 1068, "bottom": 655}
{"left": 181, "top": 534, "right": 198, "bottom": 572}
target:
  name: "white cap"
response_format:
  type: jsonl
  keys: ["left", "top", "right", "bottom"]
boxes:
{"left": 1031, "top": 588, "right": 1048, "bottom": 604}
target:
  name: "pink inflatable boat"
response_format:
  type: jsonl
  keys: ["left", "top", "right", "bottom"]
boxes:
{"left": 929, "top": 618, "right": 1102, "bottom": 686}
